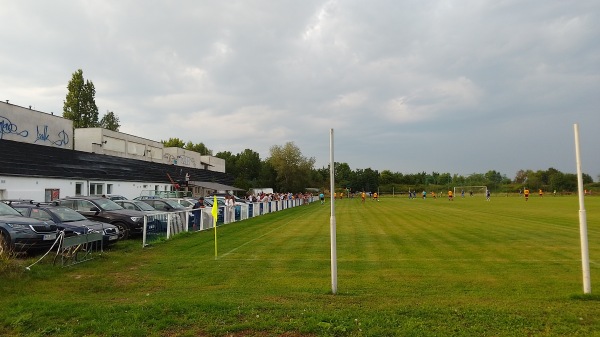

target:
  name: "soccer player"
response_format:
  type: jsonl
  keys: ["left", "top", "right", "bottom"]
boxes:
{"left": 373, "top": 192, "right": 379, "bottom": 201}
{"left": 448, "top": 190, "right": 453, "bottom": 201}
{"left": 361, "top": 191, "right": 366, "bottom": 203}
{"left": 524, "top": 188, "right": 530, "bottom": 201}
{"left": 486, "top": 189, "right": 491, "bottom": 201}
{"left": 539, "top": 189, "right": 543, "bottom": 198}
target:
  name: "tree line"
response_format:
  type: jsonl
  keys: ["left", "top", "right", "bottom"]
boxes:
{"left": 61, "top": 69, "right": 597, "bottom": 194}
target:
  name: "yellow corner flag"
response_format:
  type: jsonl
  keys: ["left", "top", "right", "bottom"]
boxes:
{"left": 212, "top": 195, "right": 218, "bottom": 258}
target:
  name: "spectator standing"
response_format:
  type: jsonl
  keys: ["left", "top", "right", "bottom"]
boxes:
{"left": 225, "top": 195, "right": 235, "bottom": 223}
{"left": 192, "top": 197, "right": 205, "bottom": 230}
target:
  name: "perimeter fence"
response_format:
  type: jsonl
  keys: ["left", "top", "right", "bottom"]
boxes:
{"left": 141, "top": 197, "right": 314, "bottom": 246}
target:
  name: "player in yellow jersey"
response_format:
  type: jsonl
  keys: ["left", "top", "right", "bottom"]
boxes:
{"left": 448, "top": 190, "right": 453, "bottom": 201}
{"left": 361, "top": 191, "right": 366, "bottom": 203}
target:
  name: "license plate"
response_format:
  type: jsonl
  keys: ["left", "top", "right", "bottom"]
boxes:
{"left": 109, "top": 235, "right": 118, "bottom": 240}
{"left": 43, "top": 233, "right": 57, "bottom": 240}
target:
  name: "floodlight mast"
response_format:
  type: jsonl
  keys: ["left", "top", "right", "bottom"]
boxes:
{"left": 574, "top": 123, "right": 591, "bottom": 294}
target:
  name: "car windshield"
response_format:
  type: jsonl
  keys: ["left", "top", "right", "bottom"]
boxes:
{"left": 178, "top": 199, "right": 194, "bottom": 208}
{"left": 52, "top": 206, "right": 87, "bottom": 222}
{"left": 204, "top": 199, "right": 225, "bottom": 207}
{"left": 163, "top": 200, "right": 185, "bottom": 209}
{"left": 133, "top": 201, "right": 156, "bottom": 211}
{"left": 0, "top": 202, "right": 22, "bottom": 216}
{"left": 95, "top": 198, "right": 124, "bottom": 211}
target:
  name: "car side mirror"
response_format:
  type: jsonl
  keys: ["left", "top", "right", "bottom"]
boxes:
{"left": 90, "top": 206, "right": 100, "bottom": 214}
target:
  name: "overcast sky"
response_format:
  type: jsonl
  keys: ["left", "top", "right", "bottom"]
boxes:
{"left": 2, "top": 1, "right": 599, "bottom": 180}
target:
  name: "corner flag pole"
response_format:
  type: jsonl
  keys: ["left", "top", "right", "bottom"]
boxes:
{"left": 212, "top": 195, "right": 219, "bottom": 259}
{"left": 330, "top": 128, "right": 338, "bottom": 294}
{"left": 574, "top": 123, "right": 591, "bottom": 294}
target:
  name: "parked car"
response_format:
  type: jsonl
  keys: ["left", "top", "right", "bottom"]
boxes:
{"left": 105, "top": 194, "right": 128, "bottom": 201}
{"left": 165, "top": 198, "right": 197, "bottom": 209}
{"left": 207, "top": 194, "right": 247, "bottom": 205}
{"left": 12, "top": 202, "right": 119, "bottom": 246}
{"left": 0, "top": 201, "right": 58, "bottom": 256}
{"left": 113, "top": 200, "right": 167, "bottom": 232}
{"left": 202, "top": 197, "right": 226, "bottom": 208}
{"left": 54, "top": 196, "right": 145, "bottom": 240}
{"left": 139, "top": 198, "right": 193, "bottom": 225}
{"left": 132, "top": 195, "right": 162, "bottom": 200}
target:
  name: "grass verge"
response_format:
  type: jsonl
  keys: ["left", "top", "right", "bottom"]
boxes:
{"left": 1, "top": 195, "right": 599, "bottom": 336}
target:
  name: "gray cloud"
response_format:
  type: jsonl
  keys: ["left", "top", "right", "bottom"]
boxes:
{"left": 1, "top": 0, "right": 598, "bottom": 179}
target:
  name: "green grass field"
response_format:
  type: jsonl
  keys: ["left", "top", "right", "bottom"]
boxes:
{"left": 1, "top": 195, "right": 599, "bottom": 336}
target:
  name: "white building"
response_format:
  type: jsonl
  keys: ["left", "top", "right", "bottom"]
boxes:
{"left": 0, "top": 101, "right": 236, "bottom": 201}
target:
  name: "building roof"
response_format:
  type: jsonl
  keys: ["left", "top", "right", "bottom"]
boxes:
{"left": 191, "top": 181, "right": 245, "bottom": 191}
{"left": 0, "top": 139, "right": 234, "bottom": 186}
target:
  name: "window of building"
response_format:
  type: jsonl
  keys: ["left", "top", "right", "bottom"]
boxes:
{"left": 90, "top": 183, "right": 104, "bottom": 195}
{"left": 75, "top": 182, "right": 83, "bottom": 196}
{"left": 45, "top": 189, "right": 60, "bottom": 202}
{"left": 107, "top": 184, "right": 113, "bottom": 194}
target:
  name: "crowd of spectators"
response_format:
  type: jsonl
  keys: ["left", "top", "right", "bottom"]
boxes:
{"left": 245, "top": 192, "right": 313, "bottom": 205}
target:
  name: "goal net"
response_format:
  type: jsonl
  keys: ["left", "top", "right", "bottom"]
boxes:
{"left": 453, "top": 186, "right": 487, "bottom": 197}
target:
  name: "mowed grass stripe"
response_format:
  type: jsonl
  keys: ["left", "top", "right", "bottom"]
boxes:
{"left": 3, "top": 196, "right": 600, "bottom": 336}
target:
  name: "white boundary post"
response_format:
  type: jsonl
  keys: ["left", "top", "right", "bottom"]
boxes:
{"left": 574, "top": 123, "right": 591, "bottom": 294}
{"left": 330, "top": 128, "right": 338, "bottom": 294}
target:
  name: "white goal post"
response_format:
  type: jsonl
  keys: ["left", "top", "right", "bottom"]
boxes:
{"left": 453, "top": 186, "right": 487, "bottom": 197}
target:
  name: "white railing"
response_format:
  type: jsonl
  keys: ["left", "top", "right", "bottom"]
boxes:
{"left": 142, "top": 197, "right": 315, "bottom": 246}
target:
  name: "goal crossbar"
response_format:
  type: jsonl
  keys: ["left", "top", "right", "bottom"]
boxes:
{"left": 453, "top": 186, "right": 487, "bottom": 196}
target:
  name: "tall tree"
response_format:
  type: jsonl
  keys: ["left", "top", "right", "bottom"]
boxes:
{"left": 215, "top": 151, "right": 237, "bottom": 175}
{"left": 100, "top": 110, "right": 120, "bottom": 131}
{"left": 63, "top": 69, "right": 99, "bottom": 128}
{"left": 236, "top": 149, "right": 262, "bottom": 184}
{"left": 161, "top": 138, "right": 186, "bottom": 148}
{"left": 268, "top": 142, "right": 315, "bottom": 192}
{"left": 185, "top": 141, "right": 212, "bottom": 155}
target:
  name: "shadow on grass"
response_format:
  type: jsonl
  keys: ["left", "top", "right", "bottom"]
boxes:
{"left": 570, "top": 293, "right": 600, "bottom": 301}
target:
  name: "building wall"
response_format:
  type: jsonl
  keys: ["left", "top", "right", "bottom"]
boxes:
{"left": 0, "top": 175, "right": 175, "bottom": 201}
{"left": 0, "top": 101, "right": 73, "bottom": 149}
{"left": 201, "top": 155, "right": 226, "bottom": 173}
{"left": 75, "top": 128, "right": 225, "bottom": 172}
{"left": 75, "top": 128, "right": 164, "bottom": 161}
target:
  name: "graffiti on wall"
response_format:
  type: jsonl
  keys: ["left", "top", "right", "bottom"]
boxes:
{"left": 177, "top": 155, "right": 196, "bottom": 167}
{"left": 0, "top": 115, "right": 70, "bottom": 147}
{"left": 0, "top": 115, "right": 28, "bottom": 139}
{"left": 163, "top": 153, "right": 197, "bottom": 167}
{"left": 164, "top": 153, "right": 176, "bottom": 164}
{"left": 35, "top": 125, "right": 70, "bottom": 146}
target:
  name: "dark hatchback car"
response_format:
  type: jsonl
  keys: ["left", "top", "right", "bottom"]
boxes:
{"left": 55, "top": 196, "right": 145, "bottom": 240}
{"left": 12, "top": 203, "right": 120, "bottom": 246}
{"left": 0, "top": 201, "right": 58, "bottom": 256}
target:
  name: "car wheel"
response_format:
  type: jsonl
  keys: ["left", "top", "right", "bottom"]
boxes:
{"left": 0, "top": 231, "right": 12, "bottom": 257}
{"left": 113, "top": 222, "right": 130, "bottom": 240}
